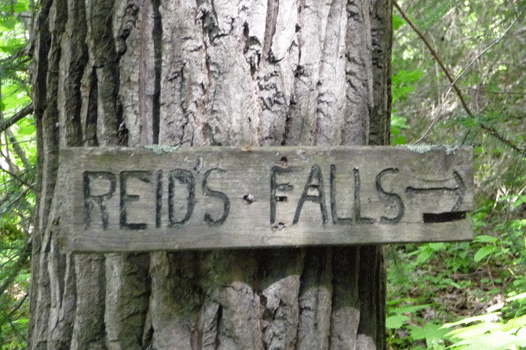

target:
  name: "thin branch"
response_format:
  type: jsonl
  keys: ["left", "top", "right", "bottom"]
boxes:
{"left": 7, "top": 292, "right": 28, "bottom": 319}
{"left": 0, "top": 241, "right": 31, "bottom": 299}
{"left": 7, "top": 130, "right": 31, "bottom": 169}
{"left": 449, "top": 10, "right": 523, "bottom": 91}
{"left": 394, "top": 1, "right": 525, "bottom": 154}
{"left": 393, "top": 1, "right": 472, "bottom": 117}
{"left": 479, "top": 123, "right": 525, "bottom": 155}
{"left": 461, "top": 87, "right": 526, "bottom": 96}
{"left": 0, "top": 104, "right": 33, "bottom": 134}
{"left": 0, "top": 166, "right": 35, "bottom": 191}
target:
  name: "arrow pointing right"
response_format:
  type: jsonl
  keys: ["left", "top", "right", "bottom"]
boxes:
{"left": 405, "top": 171, "right": 465, "bottom": 211}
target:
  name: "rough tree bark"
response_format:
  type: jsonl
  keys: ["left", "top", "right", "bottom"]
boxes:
{"left": 29, "top": 0, "right": 392, "bottom": 349}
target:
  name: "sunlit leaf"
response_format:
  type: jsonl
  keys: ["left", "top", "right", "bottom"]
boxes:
{"left": 386, "top": 314, "right": 411, "bottom": 329}
{"left": 474, "top": 246, "right": 497, "bottom": 262}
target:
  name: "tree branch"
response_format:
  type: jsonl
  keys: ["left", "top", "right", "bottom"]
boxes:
{"left": 0, "top": 166, "right": 35, "bottom": 191}
{"left": 0, "top": 104, "right": 33, "bottom": 134}
{"left": 0, "top": 241, "right": 31, "bottom": 299}
{"left": 393, "top": 1, "right": 472, "bottom": 117}
{"left": 393, "top": 1, "right": 525, "bottom": 155}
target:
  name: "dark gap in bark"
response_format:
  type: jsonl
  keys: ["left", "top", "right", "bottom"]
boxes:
{"left": 65, "top": 46, "right": 89, "bottom": 147}
{"left": 116, "top": 2, "right": 140, "bottom": 57}
{"left": 152, "top": 0, "right": 162, "bottom": 144}
{"left": 123, "top": 253, "right": 152, "bottom": 350}
{"left": 328, "top": 247, "right": 360, "bottom": 349}
{"left": 215, "top": 304, "right": 223, "bottom": 349}
{"left": 112, "top": 52, "right": 124, "bottom": 146}
{"left": 54, "top": 223, "right": 67, "bottom": 308}
{"left": 31, "top": 0, "right": 53, "bottom": 119}
{"left": 116, "top": 97, "right": 127, "bottom": 146}
{"left": 357, "top": 246, "right": 379, "bottom": 344}
{"left": 142, "top": 318, "right": 153, "bottom": 350}
{"left": 99, "top": 256, "right": 109, "bottom": 347}
{"left": 254, "top": 249, "right": 270, "bottom": 294}
{"left": 282, "top": 97, "right": 296, "bottom": 145}
{"left": 85, "top": 67, "right": 98, "bottom": 146}
{"left": 376, "top": 247, "right": 386, "bottom": 350}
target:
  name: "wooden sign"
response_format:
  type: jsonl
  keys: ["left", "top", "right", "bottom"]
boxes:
{"left": 59, "top": 146, "right": 473, "bottom": 252}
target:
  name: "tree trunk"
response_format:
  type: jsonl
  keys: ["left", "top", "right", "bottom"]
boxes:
{"left": 29, "top": 0, "right": 392, "bottom": 349}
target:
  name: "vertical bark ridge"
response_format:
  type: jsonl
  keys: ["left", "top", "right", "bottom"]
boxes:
{"left": 328, "top": 247, "right": 361, "bottom": 350}
{"left": 369, "top": 0, "right": 392, "bottom": 146}
{"left": 117, "top": 0, "right": 144, "bottom": 146}
{"left": 283, "top": 0, "right": 323, "bottom": 146}
{"left": 105, "top": 254, "right": 150, "bottom": 350}
{"left": 81, "top": 66, "right": 99, "bottom": 146}
{"left": 199, "top": 0, "right": 260, "bottom": 146}
{"left": 50, "top": 2, "right": 90, "bottom": 345}
{"left": 47, "top": 170, "right": 75, "bottom": 350}
{"left": 133, "top": 0, "right": 162, "bottom": 145}
{"left": 104, "top": 3, "right": 153, "bottom": 349}
{"left": 59, "top": 0, "right": 88, "bottom": 148}
{"left": 200, "top": 251, "right": 263, "bottom": 350}
{"left": 258, "top": 0, "right": 297, "bottom": 146}
{"left": 86, "top": 0, "right": 121, "bottom": 146}
{"left": 259, "top": 249, "right": 304, "bottom": 350}
{"left": 341, "top": 0, "right": 375, "bottom": 146}
{"left": 357, "top": 246, "right": 384, "bottom": 350}
{"left": 297, "top": 248, "right": 333, "bottom": 350}
{"left": 28, "top": 0, "right": 52, "bottom": 344}
{"left": 30, "top": 0, "right": 63, "bottom": 348}
{"left": 149, "top": 251, "right": 201, "bottom": 348}
{"left": 262, "top": 0, "right": 279, "bottom": 62}
{"left": 256, "top": 65, "right": 289, "bottom": 146}
{"left": 152, "top": 4, "right": 208, "bottom": 347}
{"left": 158, "top": 0, "right": 209, "bottom": 146}
{"left": 64, "top": 1, "right": 118, "bottom": 349}
{"left": 315, "top": 0, "right": 346, "bottom": 146}
{"left": 70, "top": 255, "right": 107, "bottom": 350}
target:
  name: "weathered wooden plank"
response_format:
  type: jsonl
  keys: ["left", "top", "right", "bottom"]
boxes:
{"left": 59, "top": 146, "right": 473, "bottom": 252}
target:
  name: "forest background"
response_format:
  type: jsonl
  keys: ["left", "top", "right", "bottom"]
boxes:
{"left": 0, "top": 0, "right": 525, "bottom": 349}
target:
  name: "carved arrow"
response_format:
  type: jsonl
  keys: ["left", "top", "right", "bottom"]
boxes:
{"left": 405, "top": 171, "right": 465, "bottom": 211}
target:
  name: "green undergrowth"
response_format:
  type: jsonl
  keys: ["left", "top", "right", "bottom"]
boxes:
{"left": 387, "top": 3, "right": 526, "bottom": 347}
{"left": 386, "top": 173, "right": 526, "bottom": 350}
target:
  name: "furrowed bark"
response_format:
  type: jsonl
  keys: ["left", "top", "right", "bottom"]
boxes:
{"left": 30, "top": 0, "right": 392, "bottom": 349}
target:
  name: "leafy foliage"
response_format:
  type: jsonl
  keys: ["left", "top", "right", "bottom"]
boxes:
{"left": 388, "top": 0, "right": 526, "bottom": 349}
{"left": 0, "top": 0, "right": 33, "bottom": 348}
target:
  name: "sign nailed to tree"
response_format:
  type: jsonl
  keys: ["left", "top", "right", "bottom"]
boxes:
{"left": 59, "top": 146, "right": 473, "bottom": 253}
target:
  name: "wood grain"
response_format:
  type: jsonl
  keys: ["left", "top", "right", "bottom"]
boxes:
{"left": 59, "top": 146, "right": 473, "bottom": 252}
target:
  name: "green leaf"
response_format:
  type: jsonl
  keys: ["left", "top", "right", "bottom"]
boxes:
{"left": 474, "top": 245, "right": 496, "bottom": 262}
{"left": 474, "top": 235, "right": 498, "bottom": 244}
{"left": 416, "top": 246, "right": 434, "bottom": 264}
{"left": 393, "top": 14, "right": 404, "bottom": 30}
{"left": 409, "top": 323, "right": 449, "bottom": 342}
{"left": 0, "top": 17, "right": 17, "bottom": 29}
{"left": 428, "top": 242, "right": 446, "bottom": 251}
{"left": 386, "top": 314, "right": 411, "bottom": 329}
{"left": 394, "top": 136, "right": 406, "bottom": 145}
{"left": 17, "top": 121, "right": 35, "bottom": 137}
{"left": 393, "top": 304, "right": 431, "bottom": 314}
{"left": 13, "top": 3, "right": 28, "bottom": 13}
